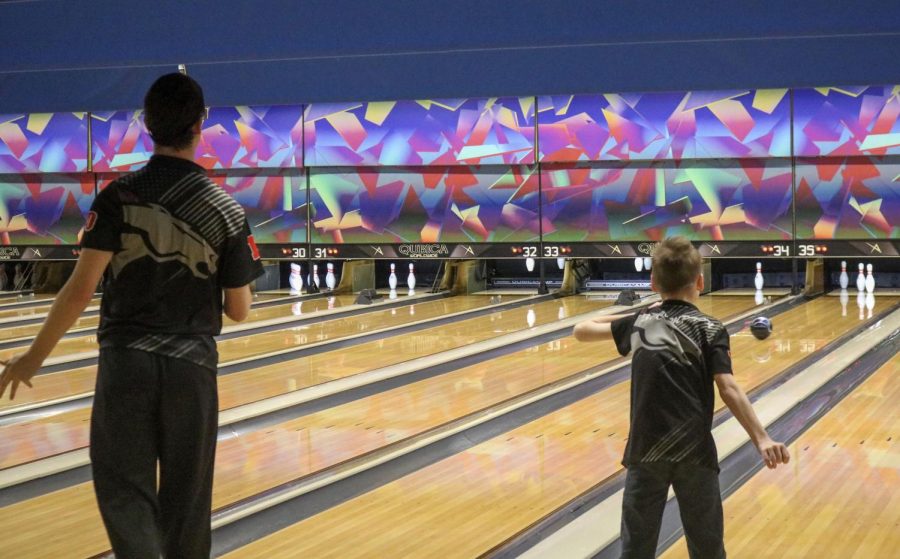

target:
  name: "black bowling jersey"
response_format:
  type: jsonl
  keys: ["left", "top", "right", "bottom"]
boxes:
{"left": 611, "top": 299, "right": 732, "bottom": 470}
{"left": 81, "top": 155, "right": 264, "bottom": 370}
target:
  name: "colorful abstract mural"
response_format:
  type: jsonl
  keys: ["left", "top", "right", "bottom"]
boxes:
{"left": 304, "top": 98, "right": 535, "bottom": 166}
{"left": 199, "top": 105, "right": 303, "bottom": 169}
{"left": 207, "top": 170, "right": 306, "bottom": 243}
{"left": 794, "top": 85, "right": 900, "bottom": 157}
{"left": 541, "top": 161, "right": 793, "bottom": 242}
{"left": 795, "top": 157, "right": 899, "bottom": 239}
{"left": 90, "top": 111, "right": 154, "bottom": 172}
{"left": 0, "top": 174, "right": 95, "bottom": 244}
{"left": 308, "top": 166, "right": 540, "bottom": 244}
{"left": 91, "top": 106, "right": 304, "bottom": 172}
{"left": 0, "top": 113, "right": 89, "bottom": 173}
{"left": 537, "top": 89, "right": 791, "bottom": 162}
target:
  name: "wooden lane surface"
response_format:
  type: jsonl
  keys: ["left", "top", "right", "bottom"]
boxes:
{"left": 661, "top": 353, "right": 900, "bottom": 559}
{"left": 220, "top": 296, "right": 900, "bottom": 558}
{"left": 0, "top": 295, "right": 612, "bottom": 556}
{"left": 0, "top": 295, "right": 519, "bottom": 468}
{"left": 0, "top": 293, "right": 56, "bottom": 306}
{"left": 0, "top": 294, "right": 505, "bottom": 412}
{"left": 0, "top": 294, "right": 363, "bottom": 359}
{"left": 0, "top": 298, "right": 99, "bottom": 321}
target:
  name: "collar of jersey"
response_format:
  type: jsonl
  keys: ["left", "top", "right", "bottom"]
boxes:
{"left": 149, "top": 154, "right": 205, "bottom": 173}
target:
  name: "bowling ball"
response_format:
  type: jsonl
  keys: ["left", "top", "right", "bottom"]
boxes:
{"left": 750, "top": 317, "right": 773, "bottom": 340}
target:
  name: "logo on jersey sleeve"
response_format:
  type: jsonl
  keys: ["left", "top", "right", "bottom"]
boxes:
{"left": 247, "top": 235, "right": 261, "bottom": 261}
{"left": 85, "top": 211, "right": 98, "bottom": 232}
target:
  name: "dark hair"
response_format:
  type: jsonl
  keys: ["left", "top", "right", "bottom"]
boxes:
{"left": 651, "top": 236, "right": 702, "bottom": 293}
{"left": 143, "top": 73, "right": 205, "bottom": 150}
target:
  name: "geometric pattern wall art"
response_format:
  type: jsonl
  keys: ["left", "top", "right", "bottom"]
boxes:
{"left": 207, "top": 170, "right": 307, "bottom": 243}
{"left": 199, "top": 105, "right": 304, "bottom": 169}
{"left": 0, "top": 173, "right": 95, "bottom": 244}
{"left": 795, "top": 156, "right": 899, "bottom": 239}
{"left": 90, "top": 111, "right": 154, "bottom": 172}
{"left": 794, "top": 85, "right": 900, "bottom": 157}
{"left": 541, "top": 160, "right": 794, "bottom": 242}
{"left": 0, "top": 113, "right": 89, "bottom": 173}
{"left": 537, "top": 89, "right": 791, "bottom": 162}
{"left": 304, "top": 98, "right": 536, "bottom": 166}
{"left": 92, "top": 106, "right": 305, "bottom": 172}
{"left": 308, "top": 166, "right": 540, "bottom": 244}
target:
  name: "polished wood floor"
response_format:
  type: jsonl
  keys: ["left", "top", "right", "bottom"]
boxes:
{"left": 0, "top": 294, "right": 743, "bottom": 556}
{"left": 0, "top": 298, "right": 99, "bottom": 322}
{"left": 222, "top": 296, "right": 898, "bottom": 558}
{"left": 0, "top": 295, "right": 612, "bottom": 556}
{"left": 0, "top": 293, "right": 363, "bottom": 360}
{"left": 0, "top": 295, "right": 521, "bottom": 468}
{"left": 661, "top": 353, "right": 900, "bottom": 559}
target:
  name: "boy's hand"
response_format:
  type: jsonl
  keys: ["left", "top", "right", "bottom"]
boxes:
{"left": 0, "top": 353, "right": 41, "bottom": 400}
{"left": 757, "top": 438, "right": 790, "bottom": 469}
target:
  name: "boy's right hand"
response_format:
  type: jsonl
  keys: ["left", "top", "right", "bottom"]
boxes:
{"left": 757, "top": 438, "right": 790, "bottom": 469}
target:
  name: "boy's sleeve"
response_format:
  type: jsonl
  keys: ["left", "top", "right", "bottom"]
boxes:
{"left": 80, "top": 185, "right": 123, "bottom": 252}
{"left": 610, "top": 313, "right": 638, "bottom": 356}
{"left": 219, "top": 218, "right": 265, "bottom": 288}
{"left": 707, "top": 324, "right": 733, "bottom": 376}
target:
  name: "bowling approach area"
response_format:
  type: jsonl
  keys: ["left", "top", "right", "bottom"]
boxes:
{"left": 0, "top": 255, "right": 898, "bottom": 559}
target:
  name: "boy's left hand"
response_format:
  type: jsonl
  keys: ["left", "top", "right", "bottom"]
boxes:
{"left": 0, "top": 354, "right": 40, "bottom": 400}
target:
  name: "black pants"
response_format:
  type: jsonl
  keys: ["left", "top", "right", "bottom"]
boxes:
{"left": 620, "top": 462, "right": 725, "bottom": 559}
{"left": 90, "top": 347, "right": 218, "bottom": 559}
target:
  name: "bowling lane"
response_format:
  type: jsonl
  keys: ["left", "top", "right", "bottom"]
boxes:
{"left": 0, "top": 294, "right": 511, "bottom": 412}
{"left": 0, "top": 298, "right": 99, "bottom": 322}
{"left": 222, "top": 296, "right": 899, "bottom": 558}
{"left": 661, "top": 353, "right": 900, "bottom": 559}
{"left": 0, "top": 296, "right": 617, "bottom": 557}
{"left": 0, "top": 293, "right": 57, "bottom": 306}
{"left": 0, "top": 295, "right": 594, "bottom": 469}
{"left": 0, "top": 293, "right": 361, "bottom": 354}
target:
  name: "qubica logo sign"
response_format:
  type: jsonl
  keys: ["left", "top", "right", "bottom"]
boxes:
{"left": 398, "top": 244, "right": 450, "bottom": 258}
{"left": 0, "top": 247, "right": 21, "bottom": 260}
{"left": 637, "top": 242, "right": 658, "bottom": 256}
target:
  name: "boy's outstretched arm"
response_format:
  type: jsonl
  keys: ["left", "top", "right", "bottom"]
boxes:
{"left": 573, "top": 313, "right": 634, "bottom": 342}
{"left": 715, "top": 373, "right": 790, "bottom": 469}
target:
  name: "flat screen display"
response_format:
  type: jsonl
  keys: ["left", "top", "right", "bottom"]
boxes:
{"left": 795, "top": 156, "right": 899, "bottom": 240}
{"left": 0, "top": 113, "right": 89, "bottom": 173}
{"left": 537, "top": 89, "right": 791, "bottom": 162}
{"left": 0, "top": 174, "right": 94, "bottom": 244}
{"left": 793, "top": 85, "right": 900, "bottom": 157}
{"left": 309, "top": 166, "right": 540, "bottom": 244}
{"left": 541, "top": 160, "right": 793, "bottom": 242}
{"left": 304, "top": 98, "right": 536, "bottom": 166}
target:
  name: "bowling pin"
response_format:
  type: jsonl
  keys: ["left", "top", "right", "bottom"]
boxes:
{"left": 644, "top": 257, "right": 652, "bottom": 271}
{"left": 839, "top": 261, "right": 849, "bottom": 289}
{"left": 289, "top": 263, "right": 303, "bottom": 294}
{"left": 865, "top": 292, "right": 875, "bottom": 319}
{"left": 856, "top": 263, "right": 865, "bottom": 292}
{"left": 388, "top": 263, "right": 398, "bottom": 290}
{"left": 557, "top": 257, "right": 565, "bottom": 270}
{"left": 526, "top": 308, "right": 536, "bottom": 328}
{"left": 865, "top": 263, "right": 875, "bottom": 293}
{"left": 325, "top": 263, "right": 336, "bottom": 290}
{"left": 525, "top": 257, "right": 535, "bottom": 272}
{"left": 389, "top": 289, "right": 398, "bottom": 300}
{"left": 635, "top": 257, "right": 644, "bottom": 272}
{"left": 754, "top": 262, "right": 764, "bottom": 290}
{"left": 755, "top": 289, "right": 765, "bottom": 306}
{"left": 407, "top": 263, "right": 416, "bottom": 290}
{"left": 857, "top": 291, "right": 865, "bottom": 320}
{"left": 839, "top": 288, "right": 848, "bottom": 317}
{"left": 311, "top": 264, "right": 320, "bottom": 289}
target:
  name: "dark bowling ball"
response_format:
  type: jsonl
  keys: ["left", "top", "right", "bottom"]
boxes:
{"left": 750, "top": 316, "right": 773, "bottom": 340}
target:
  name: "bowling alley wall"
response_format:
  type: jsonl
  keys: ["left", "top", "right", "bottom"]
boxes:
{"left": 0, "top": 86, "right": 897, "bottom": 253}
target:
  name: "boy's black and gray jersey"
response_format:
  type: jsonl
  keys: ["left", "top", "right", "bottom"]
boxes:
{"left": 611, "top": 299, "right": 732, "bottom": 470}
{"left": 81, "top": 155, "right": 264, "bottom": 370}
